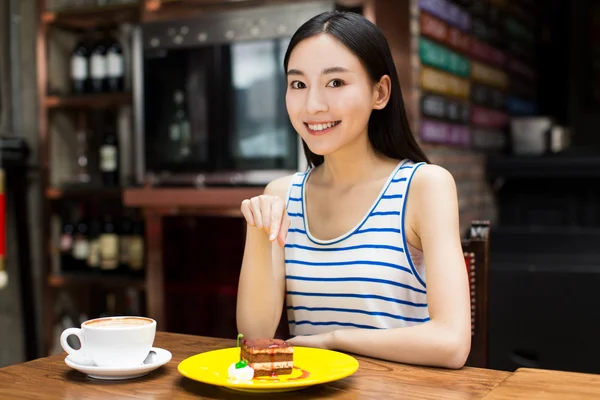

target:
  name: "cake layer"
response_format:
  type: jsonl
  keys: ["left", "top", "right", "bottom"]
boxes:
{"left": 248, "top": 361, "right": 293, "bottom": 370}
{"left": 253, "top": 367, "right": 293, "bottom": 377}
{"left": 242, "top": 339, "right": 293, "bottom": 354}
{"left": 241, "top": 351, "right": 293, "bottom": 363}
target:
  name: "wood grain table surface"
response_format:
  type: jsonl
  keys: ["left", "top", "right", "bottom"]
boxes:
{"left": 481, "top": 367, "right": 600, "bottom": 400}
{"left": 0, "top": 331, "right": 513, "bottom": 399}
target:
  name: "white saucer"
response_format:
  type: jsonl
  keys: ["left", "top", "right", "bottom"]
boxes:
{"left": 65, "top": 347, "right": 172, "bottom": 380}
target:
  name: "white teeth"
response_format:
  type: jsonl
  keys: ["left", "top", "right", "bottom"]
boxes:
{"left": 308, "top": 121, "right": 338, "bottom": 131}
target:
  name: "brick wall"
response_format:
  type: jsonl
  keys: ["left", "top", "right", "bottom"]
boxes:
{"left": 423, "top": 144, "right": 497, "bottom": 234}
{"left": 370, "top": 0, "right": 497, "bottom": 235}
{"left": 407, "top": 0, "right": 497, "bottom": 234}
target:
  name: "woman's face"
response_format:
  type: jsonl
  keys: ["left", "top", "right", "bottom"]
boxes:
{"left": 285, "top": 34, "right": 388, "bottom": 157}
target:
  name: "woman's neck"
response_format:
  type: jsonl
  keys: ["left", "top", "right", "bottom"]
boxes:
{"left": 314, "top": 135, "right": 397, "bottom": 187}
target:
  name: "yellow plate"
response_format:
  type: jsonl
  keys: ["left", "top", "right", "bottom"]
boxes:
{"left": 177, "top": 346, "right": 359, "bottom": 393}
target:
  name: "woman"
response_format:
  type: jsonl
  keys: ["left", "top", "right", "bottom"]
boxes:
{"left": 236, "top": 10, "right": 471, "bottom": 369}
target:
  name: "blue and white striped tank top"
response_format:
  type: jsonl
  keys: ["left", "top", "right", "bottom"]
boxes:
{"left": 284, "top": 159, "right": 430, "bottom": 336}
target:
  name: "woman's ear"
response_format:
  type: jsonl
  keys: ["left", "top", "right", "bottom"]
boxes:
{"left": 373, "top": 75, "right": 392, "bottom": 110}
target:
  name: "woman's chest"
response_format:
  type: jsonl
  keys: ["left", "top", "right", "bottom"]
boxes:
{"left": 304, "top": 185, "right": 383, "bottom": 241}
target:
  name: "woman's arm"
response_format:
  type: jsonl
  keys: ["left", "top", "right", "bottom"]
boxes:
{"left": 288, "top": 165, "right": 471, "bottom": 369}
{"left": 236, "top": 176, "right": 293, "bottom": 339}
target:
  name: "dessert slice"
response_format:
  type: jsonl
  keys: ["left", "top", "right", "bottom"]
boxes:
{"left": 240, "top": 338, "right": 294, "bottom": 377}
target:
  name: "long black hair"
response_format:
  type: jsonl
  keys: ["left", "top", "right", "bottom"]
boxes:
{"left": 283, "top": 10, "right": 430, "bottom": 167}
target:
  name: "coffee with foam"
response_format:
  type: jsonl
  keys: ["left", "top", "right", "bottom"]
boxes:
{"left": 85, "top": 317, "right": 153, "bottom": 328}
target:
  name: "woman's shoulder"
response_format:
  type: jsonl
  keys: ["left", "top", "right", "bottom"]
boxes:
{"left": 264, "top": 173, "right": 304, "bottom": 199}
{"left": 409, "top": 163, "right": 457, "bottom": 197}
{"left": 404, "top": 163, "right": 458, "bottom": 237}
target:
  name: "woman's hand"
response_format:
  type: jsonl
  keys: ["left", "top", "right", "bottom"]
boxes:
{"left": 287, "top": 332, "right": 335, "bottom": 350}
{"left": 241, "top": 195, "right": 291, "bottom": 247}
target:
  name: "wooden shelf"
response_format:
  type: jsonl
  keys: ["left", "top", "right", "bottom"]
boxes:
{"left": 42, "top": 0, "right": 248, "bottom": 29}
{"left": 124, "top": 187, "right": 264, "bottom": 210}
{"left": 46, "top": 186, "right": 123, "bottom": 200}
{"left": 140, "top": 0, "right": 267, "bottom": 24}
{"left": 45, "top": 92, "right": 132, "bottom": 109}
{"left": 42, "top": 2, "right": 141, "bottom": 30}
{"left": 48, "top": 274, "right": 146, "bottom": 290}
{"left": 144, "top": 0, "right": 179, "bottom": 11}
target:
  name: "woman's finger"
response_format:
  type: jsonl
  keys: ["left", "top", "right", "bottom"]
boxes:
{"left": 269, "top": 199, "right": 284, "bottom": 242}
{"left": 250, "top": 197, "right": 264, "bottom": 229}
{"left": 240, "top": 199, "right": 255, "bottom": 226}
{"left": 259, "top": 196, "right": 272, "bottom": 232}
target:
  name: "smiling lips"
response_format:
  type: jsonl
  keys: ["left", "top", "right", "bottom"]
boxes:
{"left": 304, "top": 120, "right": 341, "bottom": 135}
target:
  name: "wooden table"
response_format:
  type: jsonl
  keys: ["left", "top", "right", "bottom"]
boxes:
{"left": 482, "top": 367, "right": 600, "bottom": 400}
{"left": 0, "top": 331, "right": 509, "bottom": 399}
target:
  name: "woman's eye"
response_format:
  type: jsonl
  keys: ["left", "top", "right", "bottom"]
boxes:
{"left": 327, "top": 79, "right": 345, "bottom": 88}
{"left": 290, "top": 81, "right": 306, "bottom": 89}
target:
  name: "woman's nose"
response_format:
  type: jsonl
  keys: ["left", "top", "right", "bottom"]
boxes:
{"left": 305, "top": 87, "right": 329, "bottom": 114}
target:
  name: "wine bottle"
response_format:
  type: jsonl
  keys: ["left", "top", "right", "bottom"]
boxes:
{"left": 87, "top": 210, "right": 101, "bottom": 271}
{"left": 75, "top": 128, "right": 90, "bottom": 184}
{"left": 71, "top": 204, "right": 90, "bottom": 272}
{"left": 99, "top": 122, "right": 119, "bottom": 187}
{"left": 99, "top": 212, "right": 119, "bottom": 272}
{"left": 128, "top": 211, "right": 145, "bottom": 275}
{"left": 169, "top": 90, "right": 192, "bottom": 159}
{"left": 100, "top": 292, "right": 117, "bottom": 318}
{"left": 105, "top": 31, "right": 124, "bottom": 92}
{"left": 124, "top": 288, "right": 140, "bottom": 316}
{"left": 89, "top": 30, "right": 107, "bottom": 93}
{"left": 70, "top": 35, "right": 89, "bottom": 94}
{"left": 59, "top": 205, "right": 75, "bottom": 273}
{"left": 119, "top": 209, "right": 133, "bottom": 271}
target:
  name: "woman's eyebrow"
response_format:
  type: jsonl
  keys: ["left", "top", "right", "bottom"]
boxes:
{"left": 322, "top": 66, "right": 352, "bottom": 74}
{"left": 286, "top": 66, "right": 353, "bottom": 76}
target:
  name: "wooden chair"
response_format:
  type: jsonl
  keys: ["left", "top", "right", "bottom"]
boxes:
{"left": 462, "top": 220, "right": 491, "bottom": 368}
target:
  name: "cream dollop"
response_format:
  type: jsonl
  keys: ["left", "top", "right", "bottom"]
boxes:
{"left": 228, "top": 362, "right": 254, "bottom": 381}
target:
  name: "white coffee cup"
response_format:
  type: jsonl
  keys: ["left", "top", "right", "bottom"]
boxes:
{"left": 60, "top": 316, "right": 156, "bottom": 368}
